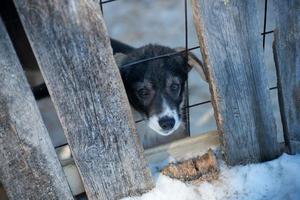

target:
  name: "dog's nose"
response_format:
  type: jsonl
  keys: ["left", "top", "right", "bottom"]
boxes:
{"left": 158, "top": 116, "right": 175, "bottom": 130}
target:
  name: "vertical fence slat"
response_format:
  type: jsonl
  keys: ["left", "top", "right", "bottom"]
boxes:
{"left": 0, "top": 18, "right": 73, "bottom": 200}
{"left": 13, "top": 0, "right": 154, "bottom": 199}
{"left": 273, "top": 1, "right": 300, "bottom": 154}
{"left": 192, "top": 0, "right": 280, "bottom": 165}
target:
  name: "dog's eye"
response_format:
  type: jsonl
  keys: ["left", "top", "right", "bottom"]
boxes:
{"left": 137, "top": 88, "right": 150, "bottom": 98}
{"left": 170, "top": 83, "right": 180, "bottom": 92}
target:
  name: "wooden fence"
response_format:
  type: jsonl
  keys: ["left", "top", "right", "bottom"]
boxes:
{"left": 0, "top": 18, "right": 74, "bottom": 200}
{"left": 1, "top": 0, "right": 153, "bottom": 199}
{"left": 191, "top": 0, "right": 300, "bottom": 161}
{"left": 273, "top": 0, "right": 300, "bottom": 154}
{"left": 0, "top": 0, "right": 299, "bottom": 199}
{"left": 192, "top": 0, "right": 280, "bottom": 165}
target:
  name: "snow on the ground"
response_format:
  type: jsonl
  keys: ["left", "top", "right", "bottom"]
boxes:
{"left": 123, "top": 154, "right": 300, "bottom": 200}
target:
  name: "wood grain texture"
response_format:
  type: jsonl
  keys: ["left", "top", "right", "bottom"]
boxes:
{"left": 192, "top": 0, "right": 280, "bottom": 165}
{"left": 0, "top": 18, "right": 73, "bottom": 200}
{"left": 13, "top": 0, "right": 154, "bottom": 199}
{"left": 31, "top": 131, "right": 219, "bottom": 196}
{"left": 273, "top": 0, "right": 300, "bottom": 154}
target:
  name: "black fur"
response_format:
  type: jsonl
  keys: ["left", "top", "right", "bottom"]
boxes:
{"left": 30, "top": 40, "right": 192, "bottom": 134}
{"left": 110, "top": 38, "right": 135, "bottom": 54}
{"left": 118, "top": 44, "right": 189, "bottom": 118}
{"left": 31, "top": 42, "right": 189, "bottom": 124}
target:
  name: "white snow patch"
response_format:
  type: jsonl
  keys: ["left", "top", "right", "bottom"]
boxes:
{"left": 123, "top": 154, "right": 300, "bottom": 200}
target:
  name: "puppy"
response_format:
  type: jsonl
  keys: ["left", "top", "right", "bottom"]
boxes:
{"left": 31, "top": 39, "right": 206, "bottom": 140}
{"left": 114, "top": 44, "right": 205, "bottom": 136}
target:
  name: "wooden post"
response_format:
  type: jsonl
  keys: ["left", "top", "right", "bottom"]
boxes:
{"left": 273, "top": 0, "right": 300, "bottom": 154}
{"left": 13, "top": 0, "right": 154, "bottom": 199}
{"left": 192, "top": 0, "right": 280, "bottom": 165}
{"left": 0, "top": 18, "right": 73, "bottom": 200}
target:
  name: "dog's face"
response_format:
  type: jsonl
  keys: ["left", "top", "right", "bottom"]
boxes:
{"left": 115, "top": 44, "right": 204, "bottom": 136}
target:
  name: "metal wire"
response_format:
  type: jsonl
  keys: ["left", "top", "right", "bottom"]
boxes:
{"left": 99, "top": 0, "right": 104, "bottom": 14}
{"left": 55, "top": 0, "right": 277, "bottom": 149}
{"left": 120, "top": 46, "right": 200, "bottom": 68}
{"left": 134, "top": 85, "right": 278, "bottom": 124}
{"left": 98, "top": 0, "right": 277, "bottom": 126}
{"left": 184, "top": 0, "right": 191, "bottom": 136}
{"left": 269, "top": 86, "right": 278, "bottom": 90}
{"left": 261, "top": 30, "right": 274, "bottom": 35}
{"left": 262, "top": 0, "right": 269, "bottom": 49}
{"left": 101, "top": 0, "right": 120, "bottom": 4}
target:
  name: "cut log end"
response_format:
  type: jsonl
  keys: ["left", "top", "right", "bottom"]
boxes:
{"left": 161, "top": 149, "right": 219, "bottom": 184}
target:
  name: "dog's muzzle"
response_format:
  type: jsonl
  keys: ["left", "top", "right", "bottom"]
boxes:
{"left": 147, "top": 101, "right": 181, "bottom": 136}
{"left": 158, "top": 116, "right": 175, "bottom": 131}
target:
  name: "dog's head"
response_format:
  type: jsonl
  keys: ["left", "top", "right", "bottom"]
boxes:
{"left": 115, "top": 44, "right": 205, "bottom": 136}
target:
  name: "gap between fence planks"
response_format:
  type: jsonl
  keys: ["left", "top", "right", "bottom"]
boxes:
{"left": 53, "top": 131, "right": 220, "bottom": 196}
{"left": 13, "top": 0, "right": 154, "bottom": 199}
{"left": 0, "top": 18, "right": 74, "bottom": 200}
{"left": 273, "top": 0, "right": 300, "bottom": 154}
{"left": 192, "top": 0, "right": 280, "bottom": 165}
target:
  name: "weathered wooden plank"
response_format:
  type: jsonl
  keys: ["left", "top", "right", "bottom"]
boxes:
{"left": 55, "top": 130, "right": 220, "bottom": 167}
{"left": 43, "top": 131, "right": 221, "bottom": 196}
{"left": 0, "top": 130, "right": 286, "bottom": 197}
{"left": 13, "top": 0, "right": 154, "bottom": 199}
{"left": 273, "top": 0, "right": 300, "bottom": 154}
{"left": 192, "top": 0, "right": 280, "bottom": 165}
{"left": 0, "top": 131, "right": 220, "bottom": 197}
{"left": 0, "top": 18, "right": 73, "bottom": 200}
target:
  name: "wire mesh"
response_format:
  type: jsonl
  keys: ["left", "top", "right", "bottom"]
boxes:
{"left": 99, "top": 0, "right": 276, "bottom": 128}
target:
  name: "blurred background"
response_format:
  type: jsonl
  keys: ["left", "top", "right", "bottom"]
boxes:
{"left": 34, "top": 0, "right": 284, "bottom": 149}
{"left": 102, "top": 0, "right": 283, "bottom": 139}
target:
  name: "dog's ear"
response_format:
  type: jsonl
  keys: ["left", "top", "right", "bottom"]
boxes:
{"left": 175, "top": 47, "right": 207, "bottom": 82}
{"left": 114, "top": 53, "right": 131, "bottom": 81}
{"left": 114, "top": 53, "right": 128, "bottom": 67}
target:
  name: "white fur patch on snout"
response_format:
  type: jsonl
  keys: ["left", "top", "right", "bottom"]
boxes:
{"left": 148, "top": 99, "right": 181, "bottom": 136}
